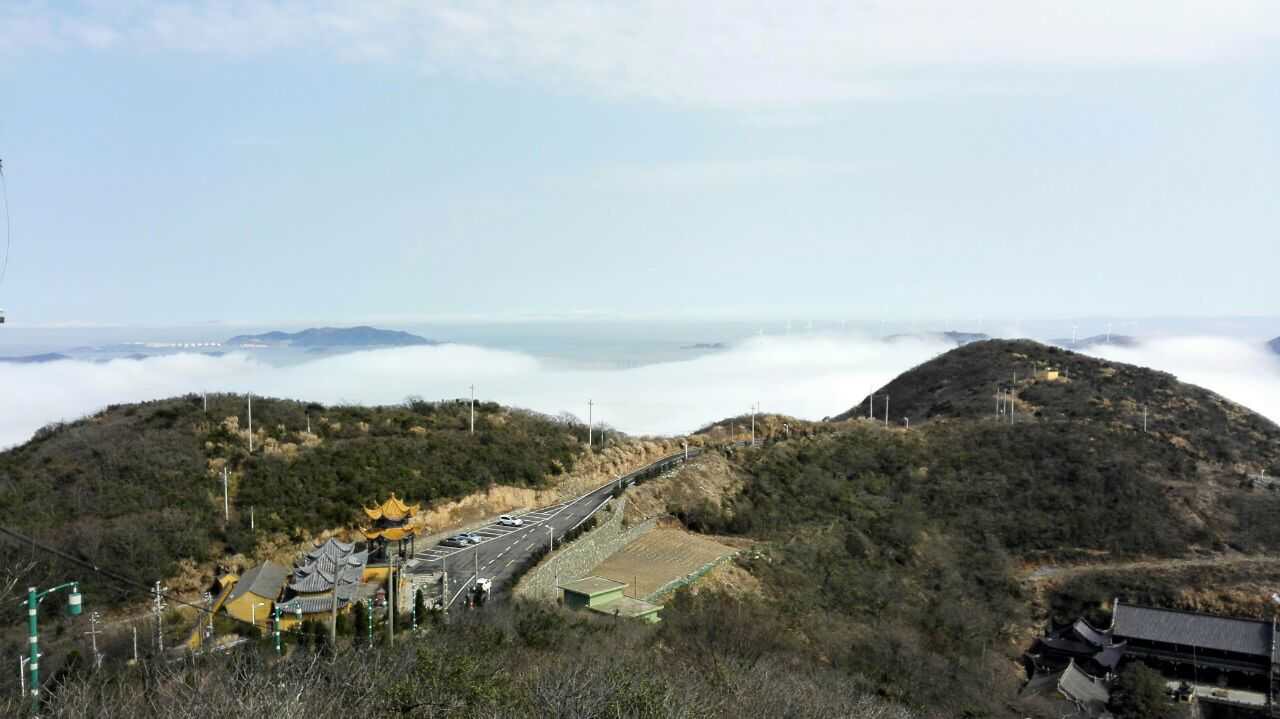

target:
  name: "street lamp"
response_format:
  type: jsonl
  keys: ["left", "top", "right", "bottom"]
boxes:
{"left": 24, "top": 580, "right": 82, "bottom": 713}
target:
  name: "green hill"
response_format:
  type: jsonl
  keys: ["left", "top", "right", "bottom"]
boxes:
{"left": 671, "top": 340, "right": 1280, "bottom": 715}
{"left": 0, "top": 394, "right": 587, "bottom": 603}
{"left": 834, "top": 339, "right": 1280, "bottom": 470}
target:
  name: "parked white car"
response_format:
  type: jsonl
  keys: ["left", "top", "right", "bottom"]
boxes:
{"left": 499, "top": 514, "right": 524, "bottom": 527}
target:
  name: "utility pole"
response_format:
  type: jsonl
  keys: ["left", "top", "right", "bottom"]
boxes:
{"left": 202, "top": 392, "right": 207, "bottom": 412}
{"left": 366, "top": 600, "right": 373, "bottom": 645}
{"left": 153, "top": 581, "right": 166, "bottom": 654}
{"left": 250, "top": 506, "right": 255, "bottom": 531}
{"left": 868, "top": 393, "right": 873, "bottom": 419}
{"left": 469, "top": 384, "right": 475, "bottom": 434}
{"left": 329, "top": 572, "right": 339, "bottom": 647}
{"left": 547, "top": 525, "right": 554, "bottom": 554}
{"left": 884, "top": 394, "right": 890, "bottom": 428}
{"left": 439, "top": 557, "right": 448, "bottom": 616}
{"left": 1143, "top": 406, "right": 1148, "bottom": 433}
{"left": 84, "top": 611, "right": 102, "bottom": 670}
{"left": 222, "top": 466, "right": 229, "bottom": 521}
{"left": 306, "top": 413, "right": 310, "bottom": 434}
{"left": 247, "top": 393, "right": 253, "bottom": 453}
{"left": 22, "top": 581, "right": 81, "bottom": 714}
{"left": 132, "top": 626, "right": 138, "bottom": 663}
{"left": 750, "top": 402, "right": 757, "bottom": 447}
{"left": 587, "top": 400, "right": 594, "bottom": 449}
{"left": 683, "top": 439, "right": 688, "bottom": 461}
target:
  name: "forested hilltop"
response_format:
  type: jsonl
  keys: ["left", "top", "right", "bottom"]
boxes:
{"left": 0, "top": 394, "right": 589, "bottom": 605}
{"left": 660, "top": 339, "right": 1280, "bottom": 715}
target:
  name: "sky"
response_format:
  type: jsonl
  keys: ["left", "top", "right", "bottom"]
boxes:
{"left": 0, "top": 1, "right": 1276, "bottom": 326}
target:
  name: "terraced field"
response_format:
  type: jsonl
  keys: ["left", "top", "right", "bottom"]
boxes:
{"left": 589, "top": 527, "right": 737, "bottom": 600}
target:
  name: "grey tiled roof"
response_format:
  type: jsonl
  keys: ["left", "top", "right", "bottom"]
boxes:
{"left": 1057, "top": 660, "right": 1110, "bottom": 713}
{"left": 1112, "top": 602, "right": 1273, "bottom": 659}
{"left": 276, "top": 582, "right": 377, "bottom": 616}
{"left": 227, "top": 561, "right": 288, "bottom": 604}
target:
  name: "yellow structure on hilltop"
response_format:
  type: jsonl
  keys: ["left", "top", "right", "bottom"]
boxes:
{"left": 1035, "top": 368, "right": 1061, "bottom": 381}
{"left": 361, "top": 493, "right": 422, "bottom": 564}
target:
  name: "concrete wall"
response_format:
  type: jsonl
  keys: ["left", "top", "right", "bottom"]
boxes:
{"left": 513, "top": 497, "right": 657, "bottom": 603}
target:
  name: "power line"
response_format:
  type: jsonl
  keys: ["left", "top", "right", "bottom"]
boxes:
{"left": 0, "top": 525, "right": 311, "bottom": 642}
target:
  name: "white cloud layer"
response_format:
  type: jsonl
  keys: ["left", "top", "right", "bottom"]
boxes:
{"left": 3, "top": 334, "right": 1279, "bottom": 450}
{"left": 1083, "top": 336, "right": 1280, "bottom": 429}
{"left": 6, "top": 1, "right": 1279, "bottom": 106}
{"left": 0, "top": 334, "right": 949, "bottom": 448}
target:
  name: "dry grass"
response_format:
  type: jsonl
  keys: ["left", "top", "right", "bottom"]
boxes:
{"left": 589, "top": 527, "right": 737, "bottom": 600}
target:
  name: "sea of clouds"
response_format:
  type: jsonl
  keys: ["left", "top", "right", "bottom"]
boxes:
{"left": 2, "top": 334, "right": 1278, "bottom": 449}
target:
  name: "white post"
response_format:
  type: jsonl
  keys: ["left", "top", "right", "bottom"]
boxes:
{"left": 904, "top": 417, "right": 910, "bottom": 431}
{"left": 683, "top": 439, "right": 688, "bottom": 461}
{"left": 388, "top": 555, "right": 395, "bottom": 645}
{"left": 750, "top": 403, "right": 756, "bottom": 447}
{"left": 85, "top": 612, "right": 101, "bottom": 670}
{"left": 1143, "top": 406, "right": 1148, "bottom": 433}
{"left": 469, "top": 385, "right": 475, "bottom": 434}
{"left": 587, "top": 400, "right": 594, "bottom": 448}
{"left": 247, "top": 394, "right": 253, "bottom": 453}
{"left": 306, "top": 414, "right": 310, "bottom": 434}
{"left": 19, "top": 656, "right": 25, "bottom": 698}
{"left": 250, "top": 506, "right": 255, "bottom": 531}
{"left": 222, "top": 466, "right": 229, "bottom": 521}
{"left": 884, "top": 394, "right": 889, "bottom": 428}
{"left": 132, "top": 626, "right": 137, "bottom": 663}
{"left": 203, "top": 393, "right": 207, "bottom": 412}
{"left": 868, "top": 393, "right": 873, "bottom": 419}
{"left": 547, "top": 525, "right": 554, "bottom": 553}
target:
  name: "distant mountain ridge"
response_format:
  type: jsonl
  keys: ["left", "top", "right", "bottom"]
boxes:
{"left": 1269, "top": 336, "right": 1280, "bottom": 355}
{"left": 225, "top": 326, "right": 437, "bottom": 348}
{"left": 0, "top": 353, "right": 71, "bottom": 364}
{"left": 883, "top": 331, "right": 989, "bottom": 346}
{"left": 1047, "top": 334, "right": 1139, "bottom": 350}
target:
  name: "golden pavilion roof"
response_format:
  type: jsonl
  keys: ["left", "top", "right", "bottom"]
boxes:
{"left": 360, "top": 526, "right": 416, "bottom": 541}
{"left": 362, "top": 493, "right": 420, "bottom": 523}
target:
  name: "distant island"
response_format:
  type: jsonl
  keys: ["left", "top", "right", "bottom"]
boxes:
{"left": 680, "top": 342, "right": 727, "bottom": 350}
{"left": 0, "top": 352, "right": 71, "bottom": 364}
{"left": 883, "top": 331, "right": 989, "bottom": 346}
{"left": 1048, "top": 334, "right": 1139, "bottom": 350}
{"left": 225, "top": 326, "right": 438, "bottom": 349}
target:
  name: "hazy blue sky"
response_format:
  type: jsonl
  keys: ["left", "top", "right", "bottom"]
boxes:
{"left": 1, "top": 2, "right": 1277, "bottom": 325}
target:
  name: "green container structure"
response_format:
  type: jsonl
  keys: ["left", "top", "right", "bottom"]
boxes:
{"left": 25, "top": 581, "right": 82, "bottom": 713}
{"left": 557, "top": 577, "right": 662, "bottom": 624}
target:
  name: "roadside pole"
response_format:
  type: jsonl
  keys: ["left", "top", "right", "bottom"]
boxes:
{"left": 387, "top": 555, "right": 395, "bottom": 646}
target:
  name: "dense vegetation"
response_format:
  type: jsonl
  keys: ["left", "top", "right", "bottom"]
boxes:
{"left": 2, "top": 600, "right": 918, "bottom": 719}
{"left": 0, "top": 393, "right": 588, "bottom": 605}
{"left": 833, "top": 339, "right": 1280, "bottom": 474}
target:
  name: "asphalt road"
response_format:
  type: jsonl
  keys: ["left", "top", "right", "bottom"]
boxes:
{"left": 407, "top": 449, "right": 701, "bottom": 608}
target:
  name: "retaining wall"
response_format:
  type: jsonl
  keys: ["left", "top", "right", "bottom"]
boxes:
{"left": 513, "top": 497, "right": 657, "bottom": 602}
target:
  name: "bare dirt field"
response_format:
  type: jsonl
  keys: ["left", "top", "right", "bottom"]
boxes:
{"left": 589, "top": 527, "right": 738, "bottom": 600}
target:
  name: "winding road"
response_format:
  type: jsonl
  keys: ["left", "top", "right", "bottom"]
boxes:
{"left": 406, "top": 448, "right": 702, "bottom": 608}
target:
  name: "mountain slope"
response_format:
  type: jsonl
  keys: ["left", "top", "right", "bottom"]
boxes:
{"left": 1270, "top": 335, "right": 1280, "bottom": 355}
{"left": 0, "top": 394, "right": 587, "bottom": 604}
{"left": 834, "top": 338, "right": 1280, "bottom": 470}
{"left": 225, "top": 325, "right": 437, "bottom": 348}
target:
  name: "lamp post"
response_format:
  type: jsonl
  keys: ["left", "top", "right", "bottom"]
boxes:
{"left": 273, "top": 606, "right": 282, "bottom": 656}
{"left": 24, "top": 580, "right": 82, "bottom": 713}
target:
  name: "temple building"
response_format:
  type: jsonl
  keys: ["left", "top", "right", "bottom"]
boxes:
{"left": 361, "top": 493, "right": 422, "bottom": 563}
{"left": 275, "top": 538, "right": 376, "bottom": 630}
{"left": 222, "top": 561, "right": 288, "bottom": 629}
